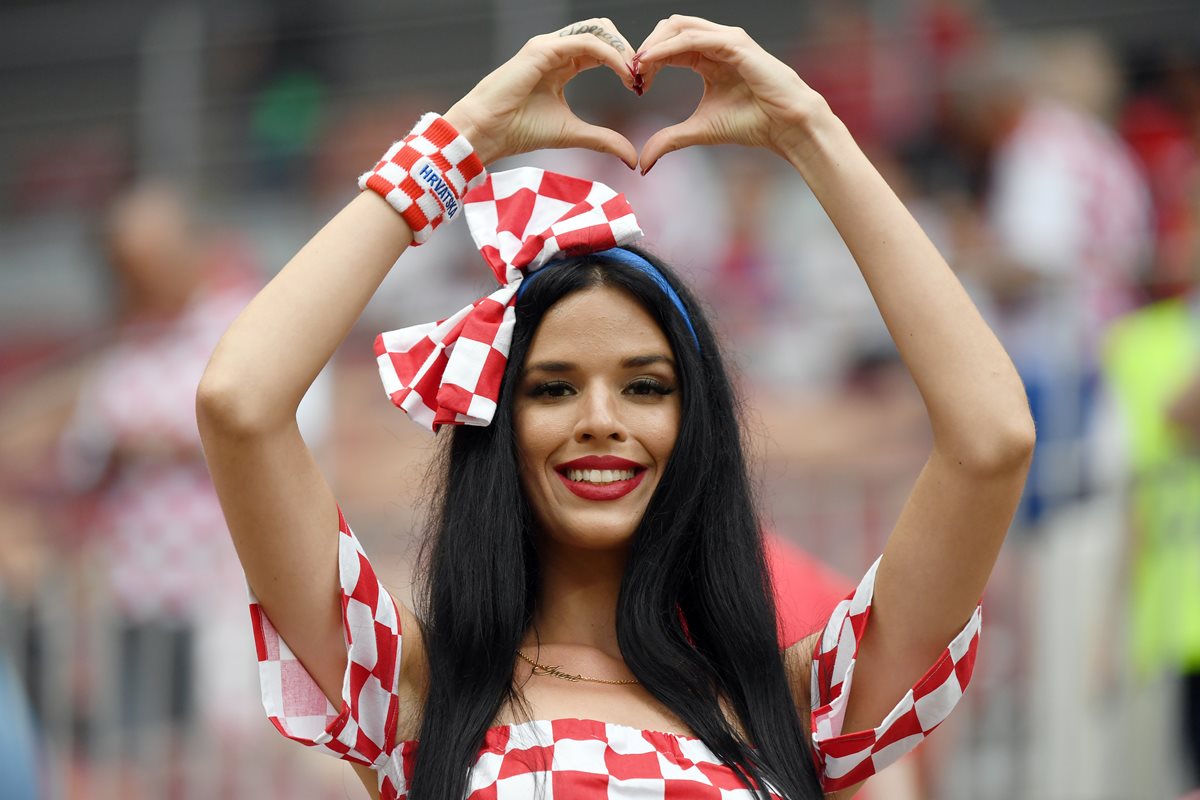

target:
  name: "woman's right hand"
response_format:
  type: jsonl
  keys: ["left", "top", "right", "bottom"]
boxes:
{"left": 443, "top": 19, "right": 639, "bottom": 169}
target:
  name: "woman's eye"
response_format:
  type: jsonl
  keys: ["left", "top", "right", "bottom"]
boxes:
{"left": 530, "top": 381, "right": 575, "bottom": 398}
{"left": 626, "top": 378, "right": 675, "bottom": 397}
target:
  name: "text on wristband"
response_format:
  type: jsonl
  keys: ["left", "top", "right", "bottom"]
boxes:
{"left": 417, "top": 161, "right": 459, "bottom": 218}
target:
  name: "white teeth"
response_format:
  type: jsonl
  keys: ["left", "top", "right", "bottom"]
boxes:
{"left": 565, "top": 468, "right": 636, "bottom": 484}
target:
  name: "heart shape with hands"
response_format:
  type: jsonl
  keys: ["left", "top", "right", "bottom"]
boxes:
{"left": 444, "top": 15, "right": 820, "bottom": 175}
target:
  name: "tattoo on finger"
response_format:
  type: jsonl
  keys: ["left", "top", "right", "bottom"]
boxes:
{"left": 559, "top": 23, "right": 626, "bottom": 52}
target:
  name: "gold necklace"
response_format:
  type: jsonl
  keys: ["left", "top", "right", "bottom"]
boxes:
{"left": 516, "top": 649, "right": 640, "bottom": 685}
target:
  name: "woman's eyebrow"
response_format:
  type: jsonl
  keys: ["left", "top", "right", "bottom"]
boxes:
{"left": 524, "top": 360, "right": 575, "bottom": 374}
{"left": 524, "top": 354, "right": 674, "bottom": 375}
{"left": 621, "top": 354, "right": 674, "bottom": 368}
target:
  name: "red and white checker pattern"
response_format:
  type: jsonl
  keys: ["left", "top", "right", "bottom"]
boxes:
{"left": 248, "top": 506, "right": 401, "bottom": 770}
{"left": 810, "top": 557, "right": 983, "bottom": 790}
{"left": 358, "top": 113, "right": 487, "bottom": 245}
{"left": 59, "top": 286, "right": 254, "bottom": 621}
{"left": 374, "top": 167, "right": 643, "bottom": 431}
{"left": 252, "top": 510, "right": 982, "bottom": 797}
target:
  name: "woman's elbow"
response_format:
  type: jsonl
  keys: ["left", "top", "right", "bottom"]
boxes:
{"left": 947, "top": 415, "right": 1037, "bottom": 476}
{"left": 196, "top": 372, "right": 275, "bottom": 436}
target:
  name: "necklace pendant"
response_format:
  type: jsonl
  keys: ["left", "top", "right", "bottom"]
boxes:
{"left": 537, "top": 663, "right": 581, "bottom": 682}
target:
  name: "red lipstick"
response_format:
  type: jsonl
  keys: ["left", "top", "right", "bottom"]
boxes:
{"left": 555, "top": 455, "right": 647, "bottom": 501}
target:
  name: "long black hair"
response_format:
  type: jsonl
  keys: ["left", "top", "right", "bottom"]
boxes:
{"left": 408, "top": 246, "right": 824, "bottom": 799}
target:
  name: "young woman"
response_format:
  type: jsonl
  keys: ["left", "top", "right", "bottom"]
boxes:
{"left": 196, "top": 16, "right": 1034, "bottom": 800}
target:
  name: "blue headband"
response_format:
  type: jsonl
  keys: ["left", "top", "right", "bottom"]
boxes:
{"left": 516, "top": 247, "right": 701, "bottom": 350}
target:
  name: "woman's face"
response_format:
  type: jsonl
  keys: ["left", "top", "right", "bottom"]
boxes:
{"left": 514, "top": 284, "right": 681, "bottom": 551}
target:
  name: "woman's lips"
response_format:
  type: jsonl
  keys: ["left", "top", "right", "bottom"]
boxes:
{"left": 555, "top": 469, "right": 646, "bottom": 501}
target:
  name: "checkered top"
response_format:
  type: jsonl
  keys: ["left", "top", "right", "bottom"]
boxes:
{"left": 249, "top": 509, "right": 982, "bottom": 797}
{"left": 374, "top": 167, "right": 643, "bottom": 431}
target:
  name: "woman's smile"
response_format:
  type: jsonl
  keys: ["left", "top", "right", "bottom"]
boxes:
{"left": 555, "top": 454, "right": 648, "bottom": 500}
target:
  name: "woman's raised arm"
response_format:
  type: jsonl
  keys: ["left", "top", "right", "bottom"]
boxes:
{"left": 635, "top": 16, "right": 1034, "bottom": 791}
{"left": 195, "top": 20, "right": 640, "bottom": 724}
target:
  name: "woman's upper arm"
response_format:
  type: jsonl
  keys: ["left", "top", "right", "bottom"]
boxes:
{"left": 196, "top": 408, "right": 424, "bottom": 713}
{"left": 837, "top": 447, "right": 1028, "bottom": 736}
{"left": 197, "top": 412, "right": 348, "bottom": 706}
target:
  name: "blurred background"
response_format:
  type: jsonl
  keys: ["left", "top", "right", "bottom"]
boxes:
{"left": 2, "top": 0, "right": 1199, "bottom": 798}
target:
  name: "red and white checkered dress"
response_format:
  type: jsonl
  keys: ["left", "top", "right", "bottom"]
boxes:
{"left": 249, "top": 508, "right": 982, "bottom": 797}
{"left": 60, "top": 284, "right": 256, "bottom": 621}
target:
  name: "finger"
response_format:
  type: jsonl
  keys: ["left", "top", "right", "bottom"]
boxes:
{"left": 636, "top": 27, "right": 745, "bottom": 94}
{"left": 636, "top": 14, "right": 722, "bottom": 54}
{"left": 555, "top": 17, "right": 635, "bottom": 58}
{"left": 639, "top": 28, "right": 743, "bottom": 68}
{"left": 542, "top": 19, "right": 637, "bottom": 90}
{"left": 635, "top": 17, "right": 676, "bottom": 58}
{"left": 637, "top": 50, "right": 721, "bottom": 96}
{"left": 633, "top": 17, "right": 681, "bottom": 89}
{"left": 634, "top": 16, "right": 729, "bottom": 87}
{"left": 638, "top": 116, "right": 709, "bottom": 174}
{"left": 561, "top": 116, "right": 638, "bottom": 170}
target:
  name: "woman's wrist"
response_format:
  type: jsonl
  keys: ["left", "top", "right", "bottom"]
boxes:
{"left": 772, "top": 96, "right": 850, "bottom": 172}
{"left": 443, "top": 103, "right": 501, "bottom": 167}
{"left": 357, "top": 112, "right": 487, "bottom": 245}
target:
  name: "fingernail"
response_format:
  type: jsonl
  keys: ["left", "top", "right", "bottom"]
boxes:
{"left": 634, "top": 50, "right": 645, "bottom": 61}
{"left": 640, "top": 162, "right": 654, "bottom": 176}
{"left": 626, "top": 160, "right": 636, "bottom": 170}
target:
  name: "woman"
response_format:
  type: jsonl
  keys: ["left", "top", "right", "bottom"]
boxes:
{"left": 197, "top": 16, "right": 1034, "bottom": 800}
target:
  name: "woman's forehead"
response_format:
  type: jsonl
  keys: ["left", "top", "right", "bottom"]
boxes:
{"left": 526, "top": 286, "right": 674, "bottom": 364}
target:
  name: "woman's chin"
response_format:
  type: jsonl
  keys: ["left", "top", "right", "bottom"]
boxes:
{"left": 539, "top": 515, "right": 641, "bottom": 553}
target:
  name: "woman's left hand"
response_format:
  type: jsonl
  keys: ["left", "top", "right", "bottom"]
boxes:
{"left": 634, "top": 16, "right": 827, "bottom": 171}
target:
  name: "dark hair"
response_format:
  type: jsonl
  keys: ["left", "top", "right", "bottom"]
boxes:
{"left": 409, "top": 246, "right": 824, "bottom": 800}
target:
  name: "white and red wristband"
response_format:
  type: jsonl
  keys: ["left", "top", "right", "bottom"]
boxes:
{"left": 357, "top": 112, "right": 487, "bottom": 245}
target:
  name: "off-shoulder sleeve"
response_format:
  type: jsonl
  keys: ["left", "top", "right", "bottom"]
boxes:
{"left": 247, "top": 505, "right": 402, "bottom": 769}
{"left": 808, "top": 556, "right": 982, "bottom": 791}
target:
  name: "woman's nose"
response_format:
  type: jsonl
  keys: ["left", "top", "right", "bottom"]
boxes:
{"left": 574, "top": 387, "right": 627, "bottom": 442}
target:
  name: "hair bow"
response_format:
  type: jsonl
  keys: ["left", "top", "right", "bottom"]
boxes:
{"left": 375, "top": 167, "right": 644, "bottom": 431}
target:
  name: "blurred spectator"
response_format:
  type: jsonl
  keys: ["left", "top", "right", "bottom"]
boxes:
{"left": 947, "top": 33, "right": 1153, "bottom": 526}
{"left": 56, "top": 182, "right": 245, "bottom": 790}
{"left": 1103, "top": 298, "right": 1200, "bottom": 795}
{"left": 1101, "top": 163, "right": 1200, "bottom": 793}
{"left": 792, "top": 2, "right": 925, "bottom": 152}
{"left": 1120, "top": 49, "right": 1200, "bottom": 299}
{"left": 0, "top": 352, "right": 95, "bottom": 800}
{"left": 244, "top": 3, "right": 335, "bottom": 190}
{"left": 0, "top": 500, "right": 41, "bottom": 799}
{"left": 53, "top": 181, "right": 330, "bottom": 794}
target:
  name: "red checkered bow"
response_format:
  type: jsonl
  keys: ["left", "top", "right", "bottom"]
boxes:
{"left": 374, "top": 167, "right": 644, "bottom": 431}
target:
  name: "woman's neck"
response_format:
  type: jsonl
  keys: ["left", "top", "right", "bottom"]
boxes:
{"left": 528, "top": 540, "right": 628, "bottom": 658}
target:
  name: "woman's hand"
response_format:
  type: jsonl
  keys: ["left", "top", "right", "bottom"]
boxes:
{"left": 634, "top": 16, "right": 828, "bottom": 172}
{"left": 444, "top": 19, "right": 639, "bottom": 169}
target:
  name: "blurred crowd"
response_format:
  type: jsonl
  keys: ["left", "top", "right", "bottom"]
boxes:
{"left": 1, "top": 1, "right": 1199, "bottom": 798}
